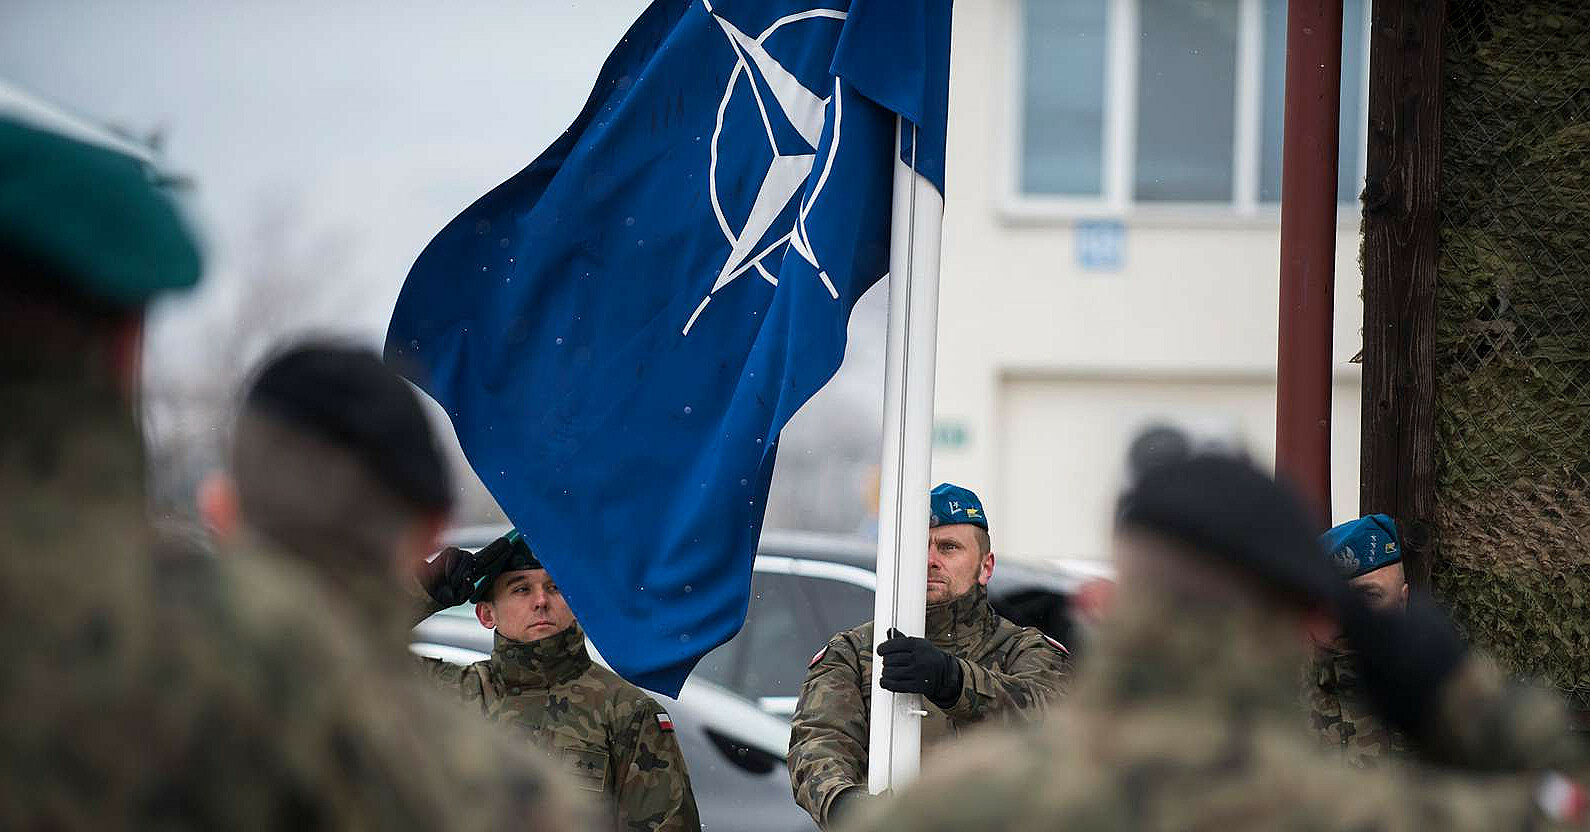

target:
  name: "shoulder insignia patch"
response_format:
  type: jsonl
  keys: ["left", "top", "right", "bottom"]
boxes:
{"left": 808, "top": 646, "right": 828, "bottom": 668}
{"left": 655, "top": 712, "right": 674, "bottom": 732}
{"left": 1044, "top": 635, "right": 1069, "bottom": 654}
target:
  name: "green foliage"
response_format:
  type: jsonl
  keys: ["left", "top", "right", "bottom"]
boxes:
{"left": 1435, "top": 0, "right": 1590, "bottom": 710}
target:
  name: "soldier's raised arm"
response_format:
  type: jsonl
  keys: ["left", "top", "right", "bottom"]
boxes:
{"left": 789, "top": 635, "right": 871, "bottom": 829}
{"left": 610, "top": 697, "right": 701, "bottom": 832}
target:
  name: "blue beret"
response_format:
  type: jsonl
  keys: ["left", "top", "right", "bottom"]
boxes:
{"left": 930, "top": 482, "right": 988, "bottom": 530}
{"left": 1321, "top": 514, "right": 1402, "bottom": 579}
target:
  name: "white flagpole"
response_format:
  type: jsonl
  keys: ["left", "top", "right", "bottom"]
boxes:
{"left": 867, "top": 117, "right": 945, "bottom": 794}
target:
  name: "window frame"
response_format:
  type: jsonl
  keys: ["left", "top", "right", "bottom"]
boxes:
{"left": 1001, "top": 0, "right": 1372, "bottom": 226}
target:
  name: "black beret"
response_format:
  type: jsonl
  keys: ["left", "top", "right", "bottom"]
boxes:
{"left": 245, "top": 342, "right": 453, "bottom": 513}
{"left": 1116, "top": 453, "right": 1342, "bottom": 608}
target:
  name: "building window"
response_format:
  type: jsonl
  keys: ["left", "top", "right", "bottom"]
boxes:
{"left": 1019, "top": 0, "right": 1368, "bottom": 212}
{"left": 1021, "top": 0, "right": 1110, "bottom": 196}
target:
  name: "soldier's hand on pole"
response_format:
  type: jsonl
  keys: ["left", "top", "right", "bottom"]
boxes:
{"left": 879, "top": 628, "right": 963, "bottom": 708}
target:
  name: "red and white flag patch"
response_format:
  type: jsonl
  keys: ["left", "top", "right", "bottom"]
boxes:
{"left": 655, "top": 713, "right": 674, "bottom": 732}
{"left": 1044, "top": 635, "right": 1070, "bottom": 654}
{"left": 808, "top": 646, "right": 828, "bottom": 668}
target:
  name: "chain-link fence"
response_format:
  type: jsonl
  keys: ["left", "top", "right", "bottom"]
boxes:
{"left": 1433, "top": 0, "right": 1590, "bottom": 711}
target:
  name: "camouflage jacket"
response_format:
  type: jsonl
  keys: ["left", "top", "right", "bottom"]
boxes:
{"left": 0, "top": 373, "right": 589, "bottom": 830}
{"left": 418, "top": 624, "right": 700, "bottom": 832}
{"left": 1309, "top": 644, "right": 1409, "bottom": 767}
{"left": 843, "top": 590, "right": 1590, "bottom": 832}
{"left": 788, "top": 584, "right": 1071, "bottom": 828}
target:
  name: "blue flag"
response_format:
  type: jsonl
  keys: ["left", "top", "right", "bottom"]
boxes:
{"left": 386, "top": 0, "right": 951, "bottom": 696}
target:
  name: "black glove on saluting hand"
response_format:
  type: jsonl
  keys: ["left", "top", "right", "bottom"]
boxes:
{"left": 878, "top": 627, "right": 963, "bottom": 708}
{"left": 419, "top": 536, "right": 515, "bottom": 608}
{"left": 1338, "top": 593, "right": 1469, "bottom": 741}
{"left": 418, "top": 546, "right": 476, "bottom": 607}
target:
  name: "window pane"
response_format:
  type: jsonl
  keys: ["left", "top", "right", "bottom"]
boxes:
{"left": 803, "top": 576, "right": 874, "bottom": 639}
{"left": 1259, "top": 0, "right": 1368, "bottom": 203}
{"left": 739, "top": 572, "right": 827, "bottom": 701}
{"left": 1021, "top": 0, "right": 1110, "bottom": 196}
{"left": 1135, "top": 0, "right": 1240, "bottom": 202}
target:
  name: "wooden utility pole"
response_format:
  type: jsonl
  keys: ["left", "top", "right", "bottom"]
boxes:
{"left": 1360, "top": 0, "right": 1446, "bottom": 590}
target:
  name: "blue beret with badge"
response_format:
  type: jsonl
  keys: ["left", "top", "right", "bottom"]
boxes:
{"left": 1321, "top": 514, "right": 1401, "bottom": 579}
{"left": 929, "top": 482, "right": 988, "bottom": 530}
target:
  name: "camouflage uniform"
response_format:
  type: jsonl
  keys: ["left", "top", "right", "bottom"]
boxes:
{"left": 0, "top": 373, "right": 589, "bottom": 830}
{"left": 843, "top": 590, "right": 1590, "bottom": 832}
{"left": 1308, "top": 644, "right": 1409, "bottom": 767}
{"left": 418, "top": 622, "right": 700, "bottom": 831}
{"left": 788, "top": 584, "right": 1071, "bottom": 828}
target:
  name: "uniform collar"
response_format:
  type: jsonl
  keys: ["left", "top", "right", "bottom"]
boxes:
{"left": 1312, "top": 643, "right": 1356, "bottom": 692}
{"left": 925, "top": 583, "right": 997, "bottom": 651}
{"left": 1073, "top": 587, "right": 1307, "bottom": 720}
{"left": 490, "top": 622, "right": 591, "bottom": 689}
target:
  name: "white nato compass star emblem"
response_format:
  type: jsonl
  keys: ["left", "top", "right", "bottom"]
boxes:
{"left": 683, "top": 2, "right": 849, "bottom": 336}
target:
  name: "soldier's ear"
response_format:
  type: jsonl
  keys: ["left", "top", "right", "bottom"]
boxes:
{"left": 197, "top": 471, "right": 241, "bottom": 540}
{"left": 475, "top": 601, "right": 497, "bottom": 630}
{"left": 978, "top": 551, "right": 995, "bottom": 587}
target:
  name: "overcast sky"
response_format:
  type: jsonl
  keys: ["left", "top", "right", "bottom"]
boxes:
{"left": 1, "top": 0, "right": 887, "bottom": 526}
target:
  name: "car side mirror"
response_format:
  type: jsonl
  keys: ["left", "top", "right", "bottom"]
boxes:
{"left": 704, "top": 727, "right": 781, "bottom": 775}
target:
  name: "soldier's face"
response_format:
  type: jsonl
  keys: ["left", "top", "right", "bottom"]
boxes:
{"left": 1348, "top": 563, "right": 1408, "bottom": 613}
{"left": 475, "top": 568, "right": 576, "bottom": 643}
{"left": 927, "top": 525, "right": 994, "bottom": 604}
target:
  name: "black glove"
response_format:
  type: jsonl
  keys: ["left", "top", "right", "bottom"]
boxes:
{"left": 1338, "top": 593, "right": 1469, "bottom": 740}
{"left": 878, "top": 628, "right": 963, "bottom": 708}
{"left": 418, "top": 536, "right": 514, "bottom": 607}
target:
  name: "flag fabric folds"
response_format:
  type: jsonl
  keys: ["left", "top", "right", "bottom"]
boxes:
{"left": 386, "top": 0, "right": 952, "bottom": 695}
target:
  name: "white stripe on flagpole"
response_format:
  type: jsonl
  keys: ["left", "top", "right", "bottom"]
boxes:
{"left": 868, "top": 117, "right": 945, "bottom": 794}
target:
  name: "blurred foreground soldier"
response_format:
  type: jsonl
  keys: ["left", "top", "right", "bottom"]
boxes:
{"left": 788, "top": 483, "right": 1071, "bottom": 830}
{"left": 1310, "top": 514, "right": 1410, "bottom": 766}
{"left": 845, "top": 454, "right": 1590, "bottom": 831}
{"left": 207, "top": 343, "right": 457, "bottom": 627}
{"left": 0, "top": 92, "right": 582, "bottom": 829}
{"left": 206, "top": 342, "right": 593, "bottom": 828}
{"left": 418, "top": 531, "right": 701, "bottom": 831}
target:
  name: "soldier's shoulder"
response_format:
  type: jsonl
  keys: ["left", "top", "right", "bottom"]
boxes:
{"left": 997, "top": 616, "right": 1069, "bottom": 656}
{"left": 585, "top": 661, "right": 650, "bottom": 699}
{"left": 838, "top": 620, "right": 873, "bottom": 647}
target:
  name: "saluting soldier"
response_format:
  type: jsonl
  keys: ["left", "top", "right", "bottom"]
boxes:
{"left": 1310, "top": 514, "right": 1411, "bottom": 766}
{"left": 419, "top": 532, "right": 701, "bottom": 832}
{"left": 787, "top": 483, "right": 1072, "bottom": 830}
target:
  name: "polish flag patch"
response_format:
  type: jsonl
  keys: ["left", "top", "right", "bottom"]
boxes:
{"left": 655, "top": 713, "right": 674, "bottom": 732}
{"left": 1044, "top": 635, "right": 1070, "bottom": 654}
{"left": 808, "top": 646, "right": 828, "bottom": 668}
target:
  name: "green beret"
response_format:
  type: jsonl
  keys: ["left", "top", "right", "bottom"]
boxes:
{"left": 0, "top": 85, "right": 201, "bottom": 306}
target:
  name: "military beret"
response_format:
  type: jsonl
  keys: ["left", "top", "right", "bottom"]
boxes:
{"left": 0, "top": 83, "right": 201, "bottom": 306}
{"left": 468, "top": 530, "right": 544, "bottom": 603}
{"left": 244, "top": 343, "right": 453, "bottom": 513}
{"left": 1321, "top": 514, "right": 1401, "bottom": 579}
{"left": 1116, "top": 454, "right": 1342, "bottom": 608}
{"left": 930, "top": 482, "right": 988, "bottom": 530}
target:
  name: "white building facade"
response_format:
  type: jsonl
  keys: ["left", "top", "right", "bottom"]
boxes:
{"left": 928, "top": 0, "right": 1372, "bottom": 561}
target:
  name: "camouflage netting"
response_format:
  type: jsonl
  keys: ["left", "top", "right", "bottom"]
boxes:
{"left": 1434, "top": 0, "right": 1590, "bottom": 711}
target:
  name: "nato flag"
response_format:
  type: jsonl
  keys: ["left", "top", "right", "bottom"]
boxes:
{"left": 386, "top": 0, "right": 951, "bottom": 695}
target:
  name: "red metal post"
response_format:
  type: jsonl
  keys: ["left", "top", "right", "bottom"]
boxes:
{"left": 1276, "top": 0, "right": 1344, "bottom": 529}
